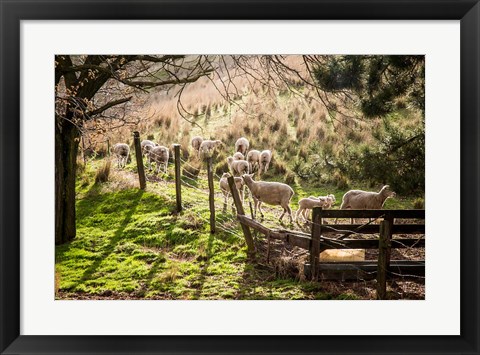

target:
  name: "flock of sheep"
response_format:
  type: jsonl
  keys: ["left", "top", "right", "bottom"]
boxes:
{"left": 191, "top": 136, "right": 396, "bottom": 224}
{"left": 110, "top": 136, "right": 396, "bottom": 224}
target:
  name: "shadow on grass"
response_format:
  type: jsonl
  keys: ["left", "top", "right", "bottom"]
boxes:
{"left": 192, "top": 232, "right": 215, "bottom": 300}
{"left": 75, "top": 189, "right": 145, "bottom": 286}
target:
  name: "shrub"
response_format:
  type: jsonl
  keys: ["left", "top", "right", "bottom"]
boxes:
{"left": 95, "top": 160, "right": 111, "bottom": 183}
{"left": 413, "top": 197, "right": 424, "bottom": 209}
{"left": 284, "top": 171, "right": 296, "bottom": 185}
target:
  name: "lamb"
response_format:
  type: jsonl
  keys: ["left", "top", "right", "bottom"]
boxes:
{"left": 246, "top": 149, "right": 261, "bottom": 172}
{"left": 297, "top": 194, "right": 336, "bottom": 222}
{"left": 233, "top": 152, "right": 245, "bottom": 161}
{"left": 149, "top": 146, "right": 169, "bottom": 174}
{"left": 235, "top": 137, "right": 250, "bottom": 155}
{"left": 259, "top": 150, "right": 272, "bottom": 174}
{"left": 199, "top": 139, "right": 223, "bottom": 159}
{"left": 219, "top": 173, "right": 245, "bottom": 212}
{"left": 339, "top": 185, "right": 396, "bottom": 223}
{"left": 227, "top": 156, "right": 250, "bottom": 176}
{"left": 242, "top": 174, "right": 294, "bottom": 223}
{"left": 191, "top": 136, "right": 203, "bottom": 155}
{"left": 111, "top": 143, "right": 130, "bottom": 168}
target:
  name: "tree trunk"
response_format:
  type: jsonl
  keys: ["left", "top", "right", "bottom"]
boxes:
{"left": 55, "top": 115, "right": 80, "bottom": 245}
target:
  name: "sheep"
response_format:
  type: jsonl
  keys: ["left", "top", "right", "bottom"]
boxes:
{"left": 259, "top": 150, "right": 272, "bottom": 174}
{"left": 242, "top": 174, "right": 294, "bottom": 223}
{"left": 235, "top": 137, "right": 249, "bottom": 155}
{"left": 141, "top": 140, "right": 157, "bottom": 168}
{"left": 298, "top": 194, "right": 336, "bottom": 222}
{"left": 111, "top": 143, "right": 130, "bottom": 168}
{"left": 191, "top": 136, "right": 203, "bottom": 155}
{"left": 246, "top": 149, "right": 261, "bottom": 172}
{"left": 199, "top": 139, "right": 223, "bottom": 159}
{"left": 295, "top": 196, "right": 330, "bottom": 223}
{"left": 233, "top": 152, "right": 245, "bottom": 161}
{"left": 309, "top": 194, "right": 336, "bottom": 208}
{"left": 149, "top": 146, "right": 169, "bottom": 174}
{"left": 219, "top": 173, "right": 245, "bottom": 212}
{"left": 339, "top": 185, "right": 396, "bottom": 223}
{"left": 227, "top": 156, "right": 250, "bottom": 176}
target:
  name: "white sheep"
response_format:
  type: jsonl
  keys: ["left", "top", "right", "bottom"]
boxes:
{"left": 149, "top": 146, "right": 169, "bottom": 174}
{"left": 235, "top": 137, "right": 250, "bottom": 155}
{"left": 339, "top": 185, "right": 396, "bottom": 223}
{"left": 219, "top": 173, "right": 245, "bottom": 211}
{"left": 233, "top": 152, "right": 245, "bottom": 161}
{"left": 199, "top": 139, "right": 223, "bottom": 159}
{"left": 111, "top": 143, "right": 130, "bottom": 168}
{"left": 242, "top": 174, "right": 294, "bottom": 223}
{"left": 259, "top": 150, "right": 272, "bottom": 174}
{"left": 297, "top": 194, "right": 336, "bottom": 222}
{"left": 191, "top": 136, "right": 203, "bottom": 155}
{"left": 246, "top": 149, "right": 261, "bottom": 172}
{"left": 141, "top": 140, "right": 157, "bottom": 168}
{"left": 227, "top": 156, "right": 250, "bottom": 176}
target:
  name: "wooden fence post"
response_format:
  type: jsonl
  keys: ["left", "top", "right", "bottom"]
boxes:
{"left": 228, "top": 176, "right": 255, "bottom": 258}
{"left": 133, "top": 131, "right": 146, "bottom": 190}
{"left": 309, "top": 207, "right": 322, "bottom": 280}
{"left": 207, "top": 157, "right": 215, "bottom": 234}
{"left": 107, "top": 139, "right": 110, "bottom": 157}
{"left": 173, "top": 144, "right": 182, "bottom": 213}
{"left": 377, "top": 219, "right": 392, "bottom": 300}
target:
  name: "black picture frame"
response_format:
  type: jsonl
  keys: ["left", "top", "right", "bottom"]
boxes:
{"left": 1, "top": 1, "right": 479, "bottom": 354}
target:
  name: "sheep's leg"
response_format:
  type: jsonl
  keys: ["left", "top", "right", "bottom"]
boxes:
{"left": 257, "top": 201, "right": 264, "bottom": 219}
{"left": 286, "top": 205, "right": 293, "bottom": 223}
{"left": 279, "top": 208, "right": 286, "bottom": 222}
{"left": 296, "top": 207, "right": 304, "bottom": 222}
{"left": 223, "top": 193, "right": 228, "bottom": 213}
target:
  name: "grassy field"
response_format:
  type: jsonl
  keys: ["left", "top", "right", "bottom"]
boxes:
{"left": 55, "top": 160, "right": 422, "bottom": 300}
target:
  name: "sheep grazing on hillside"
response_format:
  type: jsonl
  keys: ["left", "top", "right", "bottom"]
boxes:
{"left": 141, "top": 140, "right": 157, "bottom": 168}
{"left": 111, "top": 143, "right": 130, "bottom": 168}
{"left": 227, "top": 156, "right": 250, "bottom": 176}
{"left": 298, "top": 194, "right": 336, "bottom": 223}
{"left": 149, "top": 146, "right": 169, "bottom": 174}
{"left": 339, "top": 185, "right": 396, "bottom": 223}
{"left": 246, "top": 149, "right": 261, "bottom": 172}
{"left": 191, "top": 136, "right": 203, "bottom": 155}
{"left": 219, "top": 173, "right": 245, "bottom": 212}
{"left": 235, "top": 137, "right": 249, "bottom": 155}
{"left": 259, "top": 150, "right": 272, "bottom": 174}
{"left": 242, "top": 174, "right": 294, "bottom": 223}
{"left": 199, "top": 139, "right": 223, "bottom": 159}
{"left": 233, "top": 152, "right": 245, "bottom": 161}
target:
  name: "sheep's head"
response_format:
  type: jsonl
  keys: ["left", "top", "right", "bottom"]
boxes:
{"left": 221, "top": 172, "right": 231, "bottom": 179}
{"left": 227, "top": 156, "right": 234, "bottom": 165}
{"left": 233, "top": 152, "right": 244, "bottom": 160}
{"left": 144, "top": 144, "right": 154, "bottom": 153}
{"left": 381, "top": 185, "right": 396, "bottom": 199}
{"left": 327, "top": 194, "right": 336, "bottom": 203}
{"left": 241, "top": 173, "right": 255, "bottom": 184}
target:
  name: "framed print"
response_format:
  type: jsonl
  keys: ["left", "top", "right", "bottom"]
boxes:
{"left": 1, "top": 0, "right": 479, "bottom": 354}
